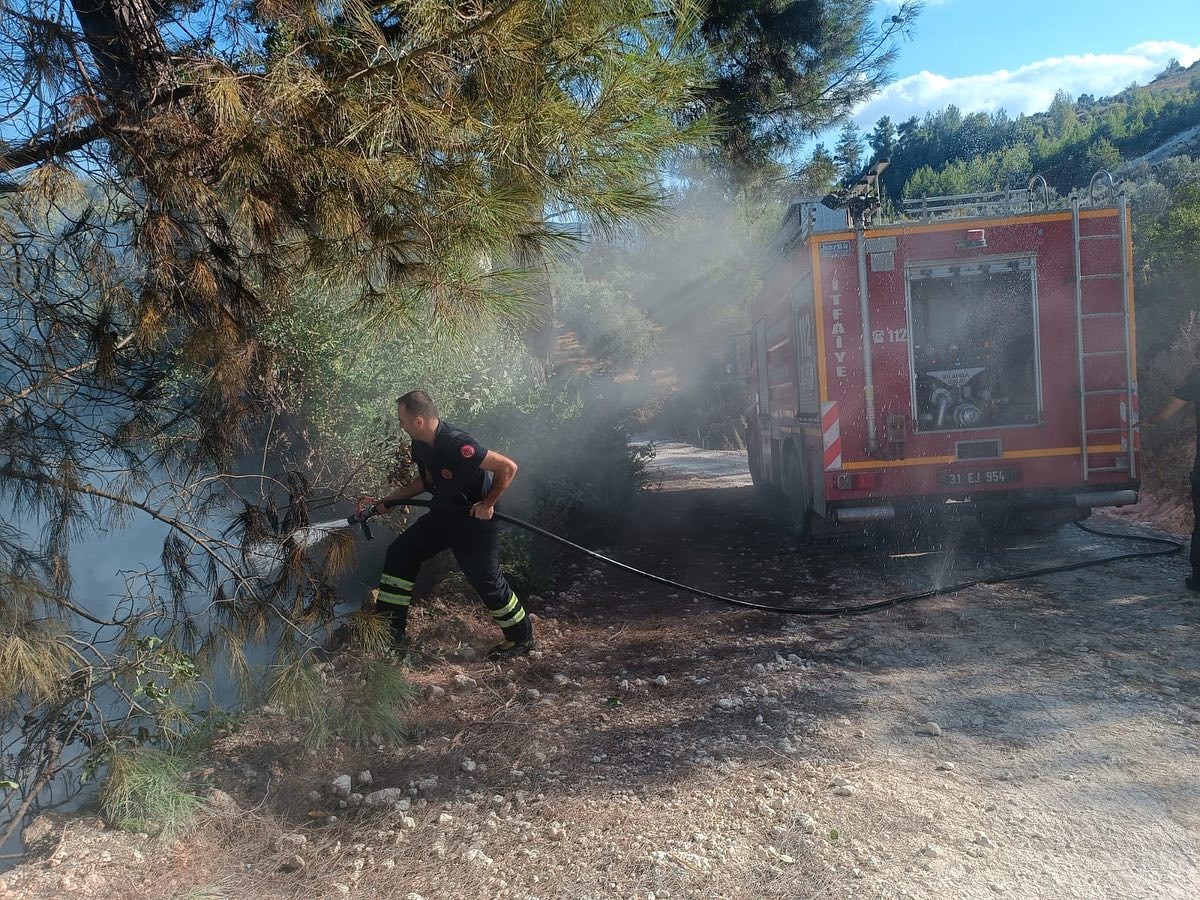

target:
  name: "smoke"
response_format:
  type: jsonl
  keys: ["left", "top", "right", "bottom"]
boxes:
{"left": 553, "top": 170, "right": 791, "bottom": 448}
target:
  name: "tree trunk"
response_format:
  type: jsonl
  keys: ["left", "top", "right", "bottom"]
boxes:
{"left": 70, "top": 0, "right": 170, "bottom": 108}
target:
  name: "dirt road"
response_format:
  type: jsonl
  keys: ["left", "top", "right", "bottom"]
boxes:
{"left": 4, "top": 442, "right": 1198, "bottom": 899}
{"left": 616, "top": 442, "right": 1200, "bottom": 899}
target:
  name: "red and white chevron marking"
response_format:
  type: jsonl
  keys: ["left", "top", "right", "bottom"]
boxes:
{"left": 822, "top": 401, "right": 842, "bottom": 471}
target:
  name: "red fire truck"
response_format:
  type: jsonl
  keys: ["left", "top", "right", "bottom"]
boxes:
{"left": 748, "top": 165, "right": 1139, "bottom": 537}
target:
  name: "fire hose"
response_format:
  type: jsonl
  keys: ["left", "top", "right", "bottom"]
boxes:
{"left": 346, "top": 497, "right": 1185, "bottom": 617}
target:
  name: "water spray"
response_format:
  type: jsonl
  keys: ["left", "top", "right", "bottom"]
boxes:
{"left": 244, "top": 517, "right": 363, "bottom": 582}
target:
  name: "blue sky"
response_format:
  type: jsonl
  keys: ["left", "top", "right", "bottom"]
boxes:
{"left": 854, "top": 0, "right": 1200, "bottom": 130}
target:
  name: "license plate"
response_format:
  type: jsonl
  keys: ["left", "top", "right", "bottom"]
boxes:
{"left": 937, "top": 465, "right": 1021, "bottom": 487}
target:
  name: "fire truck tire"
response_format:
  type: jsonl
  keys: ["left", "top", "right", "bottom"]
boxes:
{"left": 782, "top": 449, "right": 813, "bottom": 543}
{"left": 747, "top": 438, "right": 763, "bottom": 486}
{"left": 747, "top": 433, "right": 776, "bottom": 494}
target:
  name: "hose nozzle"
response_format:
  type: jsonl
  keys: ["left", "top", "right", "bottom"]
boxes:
{"left": 347, "top": 497, "right": 378, "bottom": 540}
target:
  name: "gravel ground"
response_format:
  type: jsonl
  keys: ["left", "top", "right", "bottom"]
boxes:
{"left": 3, "top": 444, "right": 1198, "bottom": 899}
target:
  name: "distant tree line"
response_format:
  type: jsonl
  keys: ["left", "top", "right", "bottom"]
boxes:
{"left": 794, "top": 66, "right": 1200, "bottom": 198}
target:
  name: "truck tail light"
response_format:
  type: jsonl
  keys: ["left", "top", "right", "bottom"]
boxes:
{"left": 835, "top": 473, "right": 879, "bottom": 490}
{"left": 956, "top": 228, "right": 987, "bottom": 249}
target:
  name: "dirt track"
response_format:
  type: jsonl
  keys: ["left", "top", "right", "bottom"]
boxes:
{"left": 3, "top": 443, "right": 1199, "bottom": 899}
{"left": 622, "top": 444, "right": 1200, "bottom": 898}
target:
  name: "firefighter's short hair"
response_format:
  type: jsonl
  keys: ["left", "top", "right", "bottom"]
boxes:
{"left": 397, "top": 390, "right": 438, "bottom": 419}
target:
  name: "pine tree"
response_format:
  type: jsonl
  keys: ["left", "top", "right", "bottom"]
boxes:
{"left": 679, "top": 0, "right": 920, "bottom": 174}
{"left": 869, "top": 115, "right": 897, "bottom": 162}
{"left": 0, "top": 0, "right": 712, "bottom": 842}
{"left": 834, "top": 120, "right": 865, "bottom": 182}
{"left": 796, "top": 144, "right": 839, "bottom": 194}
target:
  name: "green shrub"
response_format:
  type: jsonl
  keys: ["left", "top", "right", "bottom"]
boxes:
{"left": 1140, "top": 312, "right": 1199, "bottom": 489}
{"left": 100, "top": 747, "right": 205, "bottom": 835}
{"left": 264, "top": 289, "right": 652, "bottom": 596}
{"left": 556, "top": 273, "right": 657, "bottom": 371}
{"left": 477, "top": 394, "right": 653, "bottom": 591}
{"left": 648, "top": 357, "right": 748, "bottom": 450}
{"left": 337, "top": 661, "right": 413, "bottom": 747}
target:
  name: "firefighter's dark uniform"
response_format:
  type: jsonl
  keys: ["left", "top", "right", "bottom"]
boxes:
{"left": 375, "top": 421, "right": 532, "bottom": 645}
{"left": 1175, "top": 366, "right": 1200, "bottom": 585}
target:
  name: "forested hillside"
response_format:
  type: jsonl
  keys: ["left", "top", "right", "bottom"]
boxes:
{"left": 817, "top": 58, "right": 1200, "bottom": 198}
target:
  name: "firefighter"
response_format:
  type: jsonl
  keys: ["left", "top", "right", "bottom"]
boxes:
{"left": 1145, "top": 342, "right": 1200, "bottom": 591}
{"left": 370, "top": 390, "right": 535, "bottom": 659}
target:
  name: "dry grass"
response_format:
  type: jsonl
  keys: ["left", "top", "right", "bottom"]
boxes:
{"left": 12, "top": 478, "right": 1197, "bottom": 899}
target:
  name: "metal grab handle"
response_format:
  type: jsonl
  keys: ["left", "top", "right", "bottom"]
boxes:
{"left": 1027, "top": 174, "right": 1050, "bottom": 211}
{"left": 1088, "top": 170, "right": 1117, "bottom": 206}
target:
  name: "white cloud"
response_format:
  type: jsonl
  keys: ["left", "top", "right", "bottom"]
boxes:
{"left": 854, "top": 41, "right": 1200, "bottom": 128}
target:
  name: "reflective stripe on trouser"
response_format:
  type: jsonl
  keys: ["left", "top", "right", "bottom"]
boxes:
{"left": 489, "top": 592, "right": 527, "bottom": 630}
{"left": 376, "top": 574, "right": 414, "bottom": 607}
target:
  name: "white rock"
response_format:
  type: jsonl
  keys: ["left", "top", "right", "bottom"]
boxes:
{"left": 654, "top": 675, "right": 669, "bottom": 687}
{"left": 400, "top": 816, "right": 417, "bottom": 829}
{"left": 437, "top": 813, "right": 454, "bottom": 825}
{"left": 526, "top": 689, "right": 541, "bottom": 700}
{"left": 463, "top": 848, "right": 493, "bottom": 866}
{"left": 332, "top": 886, "right": 350, "bottom": 896}
{"left": 935, "top": 761, "right": 956, "bottom": 771}
{"left": 916, "top": 722, "right": 943, "bottom": 737}
{"left": 356, "top": 771, "right": 373, "bottom": 786}
{"left": 462, "top": 759, "right": 477, "bottom": 773}
{"left": 833, "top": 786, "right": 857, "bottom": 797}
{"left": 552, "top": 673, "right": 570, "bottom": 686}
{"left": 976, "top": 831, "right": 994, "bottom": 848}
{"left": 365, "top": 788, "right": 406, "bottom": 807}
{"left": 922, "top": 843, "right": 944, "bottom": 857}
{"left": 798, "top": 815, "right": 817, "bottom": 833}
{"left": 405, "top": 894, "right": 425, "bottom": 900}
{"left": 330, "top": 775, "right": 352, "bottom": 797}
{"left": 453, "top": 674, "right": 477, "bottom": 692}
{"left": 427, "top": 685, "right": 445, "bottom": 698}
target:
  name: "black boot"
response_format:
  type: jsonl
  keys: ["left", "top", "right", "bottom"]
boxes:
{"left": 486, "top": 637, "right": 538, "bottom": 661}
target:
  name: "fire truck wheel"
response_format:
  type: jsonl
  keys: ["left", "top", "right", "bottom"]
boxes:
{"left": 747, "top": 439, "right": 763, "bottom": 486}
{"left": 782, "top": 450, "right": 813, "bottom": 544}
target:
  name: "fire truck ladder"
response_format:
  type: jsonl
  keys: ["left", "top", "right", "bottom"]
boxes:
{"left": 1071, "top": 172, "right": 1135, "bottom": 481}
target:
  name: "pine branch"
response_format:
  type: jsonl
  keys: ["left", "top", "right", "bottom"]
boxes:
{"left": 0, "top": 333, "right": 135, "bottom": 410}
{"left": 0, "top": 85, "right": 196, "bottom": 179}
